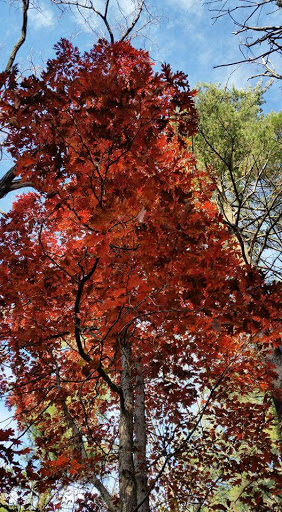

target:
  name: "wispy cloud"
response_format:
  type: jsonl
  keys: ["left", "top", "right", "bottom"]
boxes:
{"left": 115, "top": 0, "right": 140, "bottom": 17}
{"left": 165, "top": 0, "right": 203, "bottom": 15}
{"left": 29, "top": 7, "right": 55, "bottom": 30}
{"left": 70, "top": 0, "right": 147, "bottom": 37}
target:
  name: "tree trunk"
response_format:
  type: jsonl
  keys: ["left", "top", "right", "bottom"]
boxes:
{"left": 134, "top": 361, "right": 150, "bottom": 512}
{"left": 119, "top": 343, "right": 137, "bottom": 512}
{"left": 268, "top": 346, "right": 282, "bottom": 425}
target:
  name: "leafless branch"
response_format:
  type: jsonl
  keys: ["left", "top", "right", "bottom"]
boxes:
{"left": 120, "top": 0, "right": 146, "bottom": 41}
{"left": 207, "top": 0, "right": 282, "bottom": 80}
{"left": 5, "top": 0, "right": 30, "bottom": 72}
{"left": 51, "top": 0, "right": 149, "bottom": 43}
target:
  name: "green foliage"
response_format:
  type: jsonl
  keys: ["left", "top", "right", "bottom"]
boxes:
{"left": 194, "top": 83, "right": 282, "bottom": 278}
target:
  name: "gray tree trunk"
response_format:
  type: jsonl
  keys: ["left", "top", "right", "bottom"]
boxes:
{"left": 119, "top": 343, "right": 137, "bottom": 512}
{"left": 134, "top": 361, "right": 150, "bottom": 512}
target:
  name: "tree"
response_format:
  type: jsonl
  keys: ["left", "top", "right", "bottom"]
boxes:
{"left": 195, "top": 82, "right": 282, "bottom": 279}
{"left": 194, "top": 83, "right": 282, "bottom": 423}
{"left": 0, "top": 39, "right": 281, "bottom": 511}
{"left": 207, "top": 0, "right": 282, "bottom": 79}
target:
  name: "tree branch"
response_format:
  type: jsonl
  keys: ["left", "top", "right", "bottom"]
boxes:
{"left": 5, "top": 0, "right": 29, "bottom": 72}
{"left": 74, "top": 257, "right": 123, "bottom": 397}
{"left": 0, "top": 165, "right": 34, "bottom": 199}
{"left": 207, "top": 0, "right": 282, "bottom": 79}
{"left": 120, "top": 0, "right": 146, "bottom": 41}
{"left": 74, "top": 257, "right": 100, "bottom": 363}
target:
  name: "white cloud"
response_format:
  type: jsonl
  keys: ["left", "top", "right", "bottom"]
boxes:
{"left": 116, "top": 0, "right": 138, "bottom": 16}
{"left": 175, "top": 0, "right": 199, "bottom": 9}
{"left": 165, "top": 0, "right": 203, "bottom": 14}
{"left": 219, "top": 64, "right": 257, "bottom": 89}
{"left": 69, "top": 0, "right": 203, "bottom": 40}
{"left": 70, "top": 9, "right": 105, "bottom": 36}
{"left": 29, "top": 7, "right": 55, "bottom": 29}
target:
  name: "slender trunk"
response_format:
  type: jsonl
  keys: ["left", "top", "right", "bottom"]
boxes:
{"left": 119, "top": 343, "right": 137, "bottom": 512}
{"left": 268, "top": 346, "right": 282, "bottom": 424}
{"left": 134, "top": 362, "right": 150, "bottom": 512}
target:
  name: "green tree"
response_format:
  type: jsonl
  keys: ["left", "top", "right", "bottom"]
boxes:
{"left": 195, "top": 82, "right": 282, "bottom": 280}
{"left": 193, "top": 83, "right": 282, "bottom": 511}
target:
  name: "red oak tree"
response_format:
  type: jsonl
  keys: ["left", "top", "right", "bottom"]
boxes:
{"left": 0, "top": 41, "right": 281, "bottom": 511}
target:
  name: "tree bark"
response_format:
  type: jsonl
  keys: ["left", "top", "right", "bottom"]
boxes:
{"left": 134, "top": 361, "right": 150, "bottom": 512}
{"left": 268, "top": 346, "right": 282, "bottom": 425}
{"left": 0, "top": 166, "right": 33, "bottom": 199}
{"left": 5, "top": 0, "right": 29, "bottom": 73}
{"left": 119, "top": 343, "right": 137, "bottom": 512}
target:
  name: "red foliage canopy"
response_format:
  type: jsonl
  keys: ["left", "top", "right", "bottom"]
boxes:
{"left": 0, "top": 40, "right": 280, "bottom": 511}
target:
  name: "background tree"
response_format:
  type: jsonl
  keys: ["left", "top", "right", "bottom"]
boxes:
{"left": 195, "top": 82, "right": 282, "bottom": 279}
{"left": 194, "top": 82, "right": 282, "bottom": 423}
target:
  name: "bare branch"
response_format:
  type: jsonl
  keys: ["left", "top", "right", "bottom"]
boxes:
{"left": 120, "top": 0, "right": 146, "bottom": 41}
{"left": 207, "top": 0, "right": 282, "bottom": 80}
{"left": 6, "top": 0, "right": 30, "bottom": 72}
{"left": 51, "top": 0, "right": 149, "bottom": 43}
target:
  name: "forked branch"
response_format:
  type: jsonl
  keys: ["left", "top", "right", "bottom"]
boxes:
{"left": 51, "top": 0, "right": 148, "bottom": 43}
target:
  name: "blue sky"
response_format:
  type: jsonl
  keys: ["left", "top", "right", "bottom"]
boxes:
{"left": 0, "top": 0, "right": 281, "bottom": 423}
